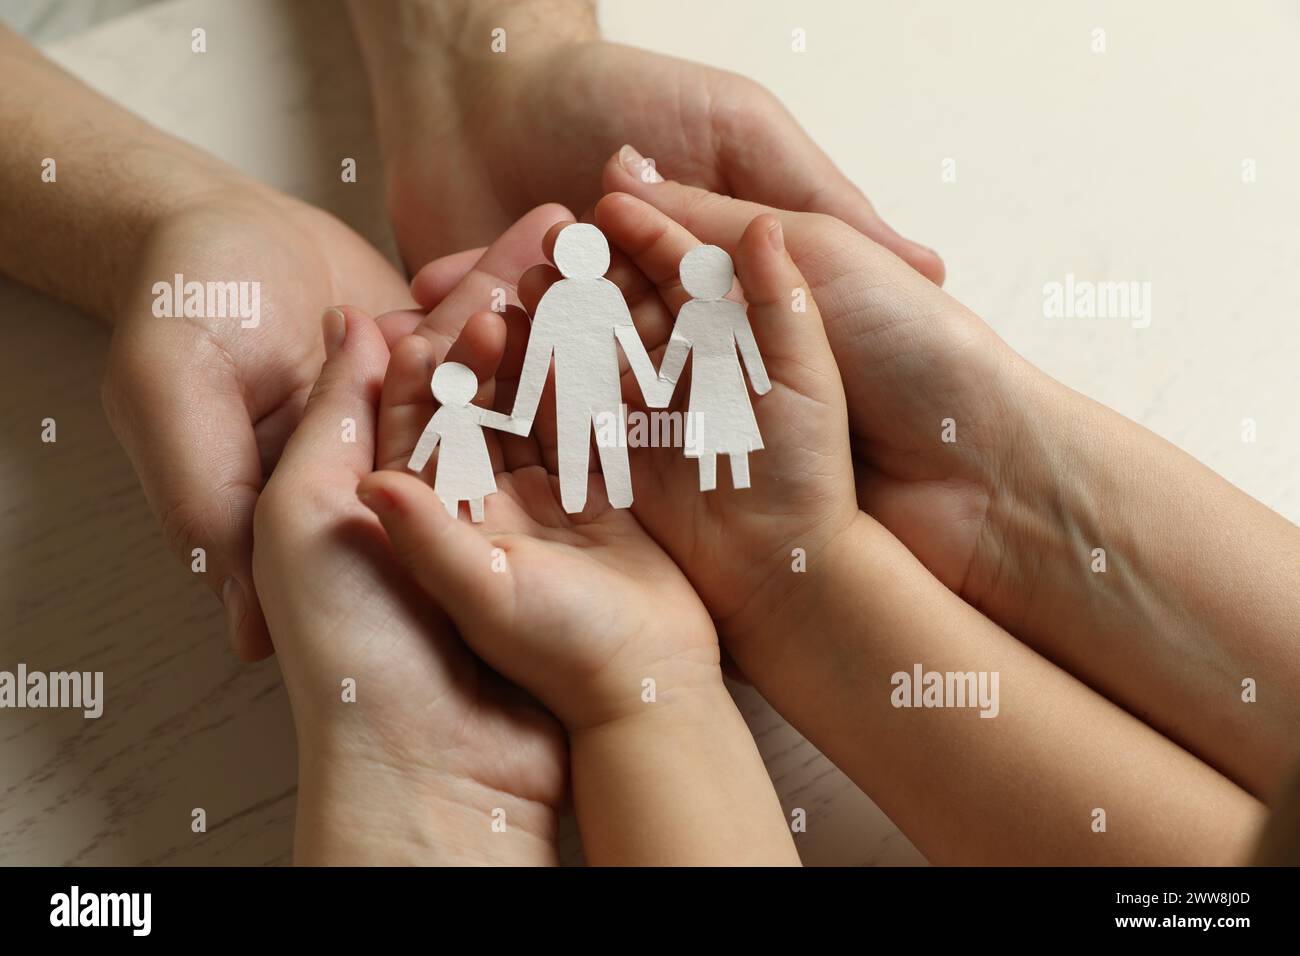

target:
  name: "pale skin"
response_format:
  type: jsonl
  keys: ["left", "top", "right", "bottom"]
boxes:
{"left": 591, "top": 153, "right": 1300, "bottom": 804}
{"left": 479, "top": 206, "right": 1262, "bottom": 864}
{"left": 358, "top": 325, "right": 798, "bottom": 866}
{"left": 343, "top": 0, "right": 943, "bottom": 281}
{"left": 252, "top": 306, "right": 568, "bottom": 866}
{"left": 2, "top": 17, "right": 581, "bottom": 868}
{"left": 5, "top": 0, "right": 1286, "bottom": 863}
{"left": 242, "top": 209, "right": 637, "bottom": 865}
{"left": 5, "top": 0, "right": 936, "bottom": 663}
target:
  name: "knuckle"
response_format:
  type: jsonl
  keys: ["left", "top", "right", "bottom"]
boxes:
{"left": 157, "top": 495, "right": 218, "bottom": 563}
{"left": 255, "top": 472, "right": 347, "bottom": 544}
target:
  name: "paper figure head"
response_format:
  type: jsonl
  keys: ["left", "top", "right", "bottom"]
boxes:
{"left": 553, "top": 223, "right": 610, "bottom": 279}
{"left": 679, "top": 245, "right": 733, "bottom": 301}
{"left": 430, "top": 361, "right": 477, "bottom": 407}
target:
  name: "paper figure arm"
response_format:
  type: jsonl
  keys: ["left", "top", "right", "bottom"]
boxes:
{"left": 508, "top": 310, "right": 554, "bottom": 430}
{"left": 614, "top": 324, "right": 673, "bottom": 408}
{"left": 734, "top": 312, "right": 771, "bottom": 395}
{"left": 407, "top": 419, "right": 441, "bottom": 472}
{"left": 476, "top": 407, "right": 531, "bottom": 436}
{"left": 658, "top": 331, "right": 691, "bottom": 385}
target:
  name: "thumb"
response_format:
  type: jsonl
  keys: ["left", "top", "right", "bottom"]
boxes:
{"left": 354, "top": 470, "right": 510, "bottom": 628}
{"left": 732, "top": 214, "right": 841, "bottom": 405}
{"left": 272, "top": 307, "right": 390, "bottom": 484}
{"left": 719, "top": 102, "right": 945, "bottom": 284}
{"left": 102, "top": 322, "right": 271, "bottom": 661}
{"left": 409, "top": 247, "right": 486, "bottom": 311}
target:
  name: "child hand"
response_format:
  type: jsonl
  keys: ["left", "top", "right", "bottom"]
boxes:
{"left": 358, "top": 311, "right": 722, "bottom": 732}
{"left": 522, "top": 207, "right": 860, "bottom": 651}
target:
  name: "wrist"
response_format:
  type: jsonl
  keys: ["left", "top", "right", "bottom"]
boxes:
{"left": 348, "top": 0, "right": 598, "bottom": 150}
{"left": 560, "top": 643, "right": 728, "bottom": 735}
{"left": 723, "top": 511, "right": 878, "bottom": 666}
{"left": 568, "top": 668, "right": 736, "bottom": 742}
{"left": 445, "top": 0, "right": 599, "bottom": 65}
{"left": 294, "top": 734, "right": 558, "bottom": 866}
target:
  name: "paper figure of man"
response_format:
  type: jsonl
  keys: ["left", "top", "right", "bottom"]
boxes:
{"left": 509, "top": 223, "right": 664, "bottom": 513}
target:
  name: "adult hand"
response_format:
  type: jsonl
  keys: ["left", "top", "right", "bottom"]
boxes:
{"left": 595, "top": 154, "right": 1300, "bottom": 799}
{"left": 252, "top": 306, "right": 566, "bottom": 864}
{"left": 346, "top": 0, "right": 944, "bottom": 283}
{"left": 103, "top": 185, "right": 416, "bottom": 660}
{"left": 0, "top": 27, "right": 420, "bottom": 661}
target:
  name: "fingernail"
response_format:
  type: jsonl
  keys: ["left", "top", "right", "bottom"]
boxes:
{"left": 767, "top": 220, "right": 785, "bottom": 252}
{"left": 221, "top": 577, "right": 247, "bottom": 650}
{"left": 618, "top": 144, "right": 663, "bottom": 183}
{"left": 357, "top": 485, "right": 394, "bottom": 515}
{"left": 322, "top": 308, "right": 347, "bottom": 358}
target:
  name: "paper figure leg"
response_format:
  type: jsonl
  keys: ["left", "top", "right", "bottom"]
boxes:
{"left": 469, "top": 497, "right": 485, "bottom": 523}
{"left": 557, "top": 403, "right": 593, "bottom": 514}
{"left": 594, "top": 419, "right": 633, "bottom": 509}
{"left": 699, "top": 453, "right": 717, "bottom": 492}
{"left": 729, "top": 452, "right": 751, "bottom": 489}
{"left": 440, "top": 496, "right": 459, "bottom": 519}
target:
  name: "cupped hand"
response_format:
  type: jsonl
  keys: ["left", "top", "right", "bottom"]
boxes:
{"left": 595, "top": 155, "right": 1044, "bottom": 619}
{"left": 252, "top": 306, "right": 566, "bottom": 865}
{"left": 501, "top": 212, "right": 859, "bottom": 646}
{"left": 102, "top": 185, "right": 415, "bottom": 660}
{"left": 358, "top": 289, "right": 721, "bottom": 732}
{"left": 385, "top": 39, "right": 943, "bottom": 284}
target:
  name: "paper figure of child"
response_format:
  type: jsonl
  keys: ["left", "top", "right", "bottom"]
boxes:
{"left": 407, "top": 361, "right": 521, "bottom": 522}
{"left": 657, "top": 245, "right": 771, "bottom": 491}
{"left": 509, "top": 223, "right": 666, "bottom": 513}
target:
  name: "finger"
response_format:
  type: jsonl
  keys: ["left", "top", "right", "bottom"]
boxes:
{"left": 605, "top": 245, "right": 677, "bottom": 352}
{"left": 418, "top": 204, "right": 573, "bottom": 361}
{"left": 410, "top": 247, "right": 487, "bottom": 311}
{"left": 540, "top": 221, "right": 563, "bottom": 267}
{"left": 274, "top": 307, "right": 390, "bottom": 484}
{"left": 732, "top": 215, "right": 840, "bottom": 401}
{"left": 605, "top": 140, "right": 944, "bottom": 285}
{"left": 375, "top": 308, "right": 426, "bottom": 350}
{"left": 376, "top": 334, "right": 435, "bottom": 473}
{"left": 715, "top": 111, "right": 945, "bottom": 284}
{"left": 494, "top": 305, "right": 544, "bottom": 472}
{"left": 518, "top": 262, "right": 562, "bottom": 317}
{"left": 603, "top": 147, "right": 917, "bottom": 290}
{"left": 444, "top": 310, "right": 507, "bottom": 410}
{"left": 595, "top": 191, "right": 702, "bottom": 316}
{"left": 356, "top": 470, "right": 511, "bottom": 625}
{"left": 603, "top": 149, "right": 785, "bottom": 256}
{"left": 102, "top": 321, "right": 271, "bottom": 661}
{"left": 444, "top": 311, "right": 510, "bottom": 474}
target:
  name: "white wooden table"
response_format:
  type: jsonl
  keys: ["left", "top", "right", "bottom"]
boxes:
{"left": 3, "top": 0, "right": 1297, "bottom": 866}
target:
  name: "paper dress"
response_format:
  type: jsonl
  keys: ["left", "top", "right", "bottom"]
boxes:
{"left": 407, "top": 361, "right": 519, "bottom": 522}
{"left": 657, "top": 245, "right": 771, "bottom": 490}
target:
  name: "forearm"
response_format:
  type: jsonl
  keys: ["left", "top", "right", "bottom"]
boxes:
{"left": 0, "top": 26, "right": 249, "bottom": 320}
{"left": 344, "top": 0, "right": 597, "bottom": 158}
{"left": 991, "top": 374, "right": 1300, "bottom": 797}
{"left": 569, "top": 679, "right": 799, "bottom": 866}
{"left": 730, "top": 513, "right": 1264, "bottom": 865}
{"left": 295, "top": 741, "right": 558, "bottom": 866}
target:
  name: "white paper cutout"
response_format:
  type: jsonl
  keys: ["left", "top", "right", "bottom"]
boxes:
{"left": 407, "top": 362, "right": 518, "bottom": 522}
{"left": 509, "top": 223, "right": 664, "bottom": 513}
{"left": 656, "top": 245, "right": 771, "bottom": 491}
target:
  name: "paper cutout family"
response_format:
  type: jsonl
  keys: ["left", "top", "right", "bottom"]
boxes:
{"left": 408, "top": 223, "right": 771, "bottom": 522}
